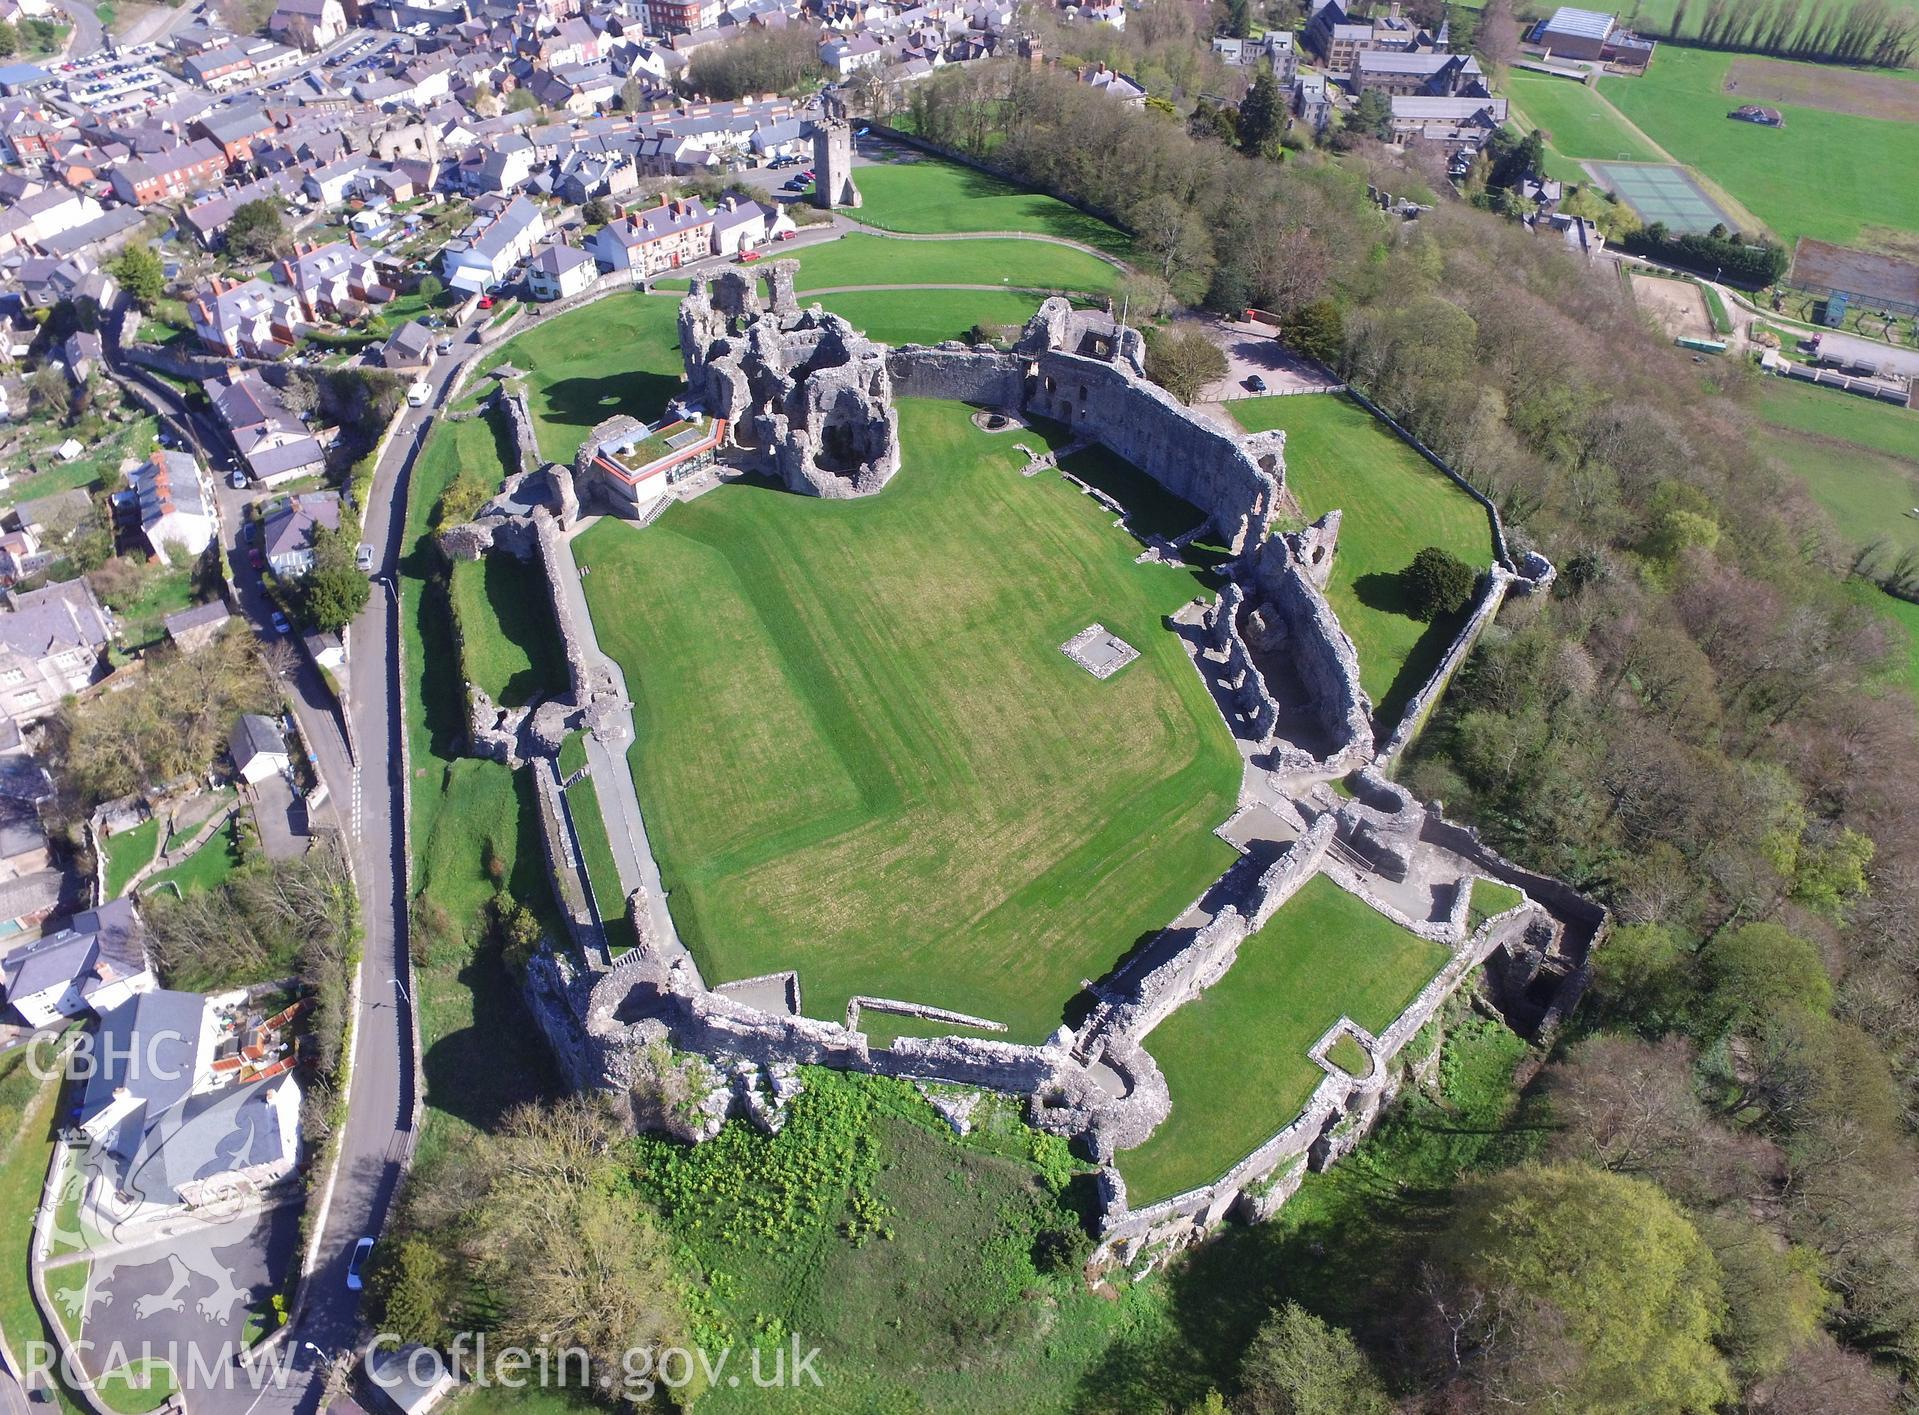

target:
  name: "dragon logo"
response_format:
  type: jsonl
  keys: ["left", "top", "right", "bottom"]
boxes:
{"left": 44, "top": 1088, "right": 285, "bottom": 1335}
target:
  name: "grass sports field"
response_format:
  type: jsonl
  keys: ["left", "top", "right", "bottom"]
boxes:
{"left": 1748, "top": 378, "right": 1919, "bottom": 703}
{"left": 1229, "top": 395, "right": 1496, "bottom": 724}
{"left": 1601, "top": 45, "right": 1919, "bottom": 249}
{"left": 1752, "top": 379, "right": 1919, "bottom": 560}
{"left": 848, "top": 154, "right": 1134, "bottom": 257}
{"left": 1504, "top": 74, "right": 1661, "bottom": 163}
{"left": 1115, "top": 876, "right": 1449, "bottom": 1204}
{"left": 575, "top": 398, "right": 1242, "bottom": 1041}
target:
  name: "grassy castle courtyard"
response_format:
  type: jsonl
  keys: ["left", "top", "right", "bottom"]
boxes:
{"left": 575, "top": 398, "right": 1243, "bottom": 1041}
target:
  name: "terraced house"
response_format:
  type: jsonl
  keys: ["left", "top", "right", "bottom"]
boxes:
{"left": 588, "top": 195, "right": 713, "bottom": 277}
{"left": 277, "top": 238, "right": 393, "bottom": 320}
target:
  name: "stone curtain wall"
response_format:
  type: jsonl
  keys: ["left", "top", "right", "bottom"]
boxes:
{"left": 1245, "top": 530, "right": 1376, "bottom": 768}
{"left": 886, "top": 345, "right": 1028, "bottom": 408}
{"left": 1374, "top": 567, "right": 1515, "bottom": 770}
{"left": 1094, "top": 817, "right": 1335, "bottom": 1047}
{"left": 1089, "top": 901, "right": 1545, "bottom": 1265}
{"left": 1028, "top": 349, "right": 1279, "bottom": 554}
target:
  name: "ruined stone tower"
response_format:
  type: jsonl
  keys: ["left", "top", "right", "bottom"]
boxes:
{"left": 810, "top": 118, "right": 861, "bottom": 210}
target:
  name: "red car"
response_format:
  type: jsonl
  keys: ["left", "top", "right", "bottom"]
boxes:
{"left": 737, "top": 248, "right": 762, "bottom": 263}
{"left": 477, "top": 295, "right": 494, "bottom": 310}
{"left": 776, "top": 229, "right": 796, "bottom": 241}
{"left": 249, "top": 547, "right": 265, "bottom": 572}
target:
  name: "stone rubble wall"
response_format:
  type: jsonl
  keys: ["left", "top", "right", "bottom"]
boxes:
{"left": 1202, "top": 582, "right": 1280, "bottom": 743}
{"left": 500, "top": 385, "right": 542, "bottom": 481}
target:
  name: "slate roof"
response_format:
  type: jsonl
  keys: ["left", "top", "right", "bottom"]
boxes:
{"left": 230, "top": 712, "right": 286, "bottom": 769}
{"left": 0, "top": 580, "right": 112, "bottom": 659}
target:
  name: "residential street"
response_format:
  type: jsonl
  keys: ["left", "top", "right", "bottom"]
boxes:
{"left": 98, "top": 304, "right": 487, "bottom": 1415}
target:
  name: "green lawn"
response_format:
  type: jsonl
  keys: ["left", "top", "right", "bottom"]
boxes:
{"left": 0, "top": 1070, "right": 86, "bottom": 1414}
{"left": 1326, "top": 1033, "right": 1372, "bottom": 1079}
{"left": 140, "top": 815, "right": 241, "bottom": 899}
{"left": 1229, "top": 395, "right": 1497, "bottom": 721}
{"left": 108, "top": 569, "right": 199, "bottom": 651}
{"left": 1869, "top": 587, "right": 1919, "bottom": 702}
{"left": 92, "top": 1358, "right": 176, "bottom": 1415}
{"left": 1115, "top": 876, "right": 1451, "bottom": 1205}
{"left": 848, "top": 156, "right": 1134, "bottom": 257}
{"left": 556, "top": 730, "right": 587, "bottom": 779}
{"left": 1504, "top": 74, "right": 1663, "bottom": 162}
{"left": 1590, "top": 0, "right": 1919, "bottom": 36}
{"left": 7, "top": 415, "right": 159, "bottom": 504}
{"left": 100, "top": 818, "right": 160, "bottom": 900}
{"left": 1468, "top": 878, "right": 1526, "bottom": 931}
{"left": 815, "top": 289, "right": 1046, "bottom": 347}
{"left": 1601, "top": 45, "right": 1919, "bottom": 248}
{"left": 563, "top": 774, "right": 625, "bottom": 920}
{"left": 575, "top": 398, "right": 1240, "bottom": 1041}
{"left": 787, "top": 234, "right": 1122, "bottom": 297}
{"left": 469, "top": 294, "right": 685, "bottom": 464}
{"left": 449, "top": 555, "right": 569, "bottom": 707}
{"left": 401, "top": 408, "right": 565, "bottom": 1169}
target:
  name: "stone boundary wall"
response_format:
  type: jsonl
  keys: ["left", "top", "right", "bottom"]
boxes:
{"left": 1089, "top": 901, "right": 1545, "bottom": 1262}
{"left": 1374, "top": 567, "right": 1515, "bottom": 768}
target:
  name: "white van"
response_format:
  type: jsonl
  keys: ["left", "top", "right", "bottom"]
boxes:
{"left": 406, "top": 381, "right": 431, "bottom": 408}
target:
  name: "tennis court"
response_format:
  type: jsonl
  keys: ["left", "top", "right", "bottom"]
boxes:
{"left": 1588, "top": 162, "right": 1733, "bottom": 235}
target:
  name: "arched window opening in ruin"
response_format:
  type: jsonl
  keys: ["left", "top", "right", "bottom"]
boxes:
{"left": 1044, "top": 376, "right": 1057, "bottom": 393}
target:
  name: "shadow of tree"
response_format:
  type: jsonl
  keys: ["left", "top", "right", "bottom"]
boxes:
{"left": 420, "top": 932, "right": 563, "bottom": 1133}
{"left": 537, "top": 372, "right": 681, "bottom": 446}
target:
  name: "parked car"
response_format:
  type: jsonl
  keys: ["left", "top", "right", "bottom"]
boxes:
{"left": 347, "top": 1236, "right": 374, "bottom": 1290}
{"left": 354, "top": 543, "right": 374, "bottom": 573}
{"left": 269, "top": 610, "right": 291, "bottom": 636}
{"left": 406, "top": 381, "right": 431, "bottom": 407}
{"left": 1244, "top": 374, "right": 1267, "bottom": 392}
{"left": 737, "top": 248, "right": 762, "bottom": 263}
{"left": 782, "top": 178, "right": 807, "bottom": 193}
{"left": 436, "top": 337, "right": 453, "bottom": 355}
{"left": 241, "top": 521, "right": 258, "bottom": 544}
{"left": 249, "top": 548, "right": 265, "bottom": 571}
{"left": 229, "top": 469, "right": 248, "bottom": 489}
{"left": 477, "top": 295, "right": 494, "bottom": 310}
{"left": 776, "top": 229, "right": 797, "bottom": 241}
